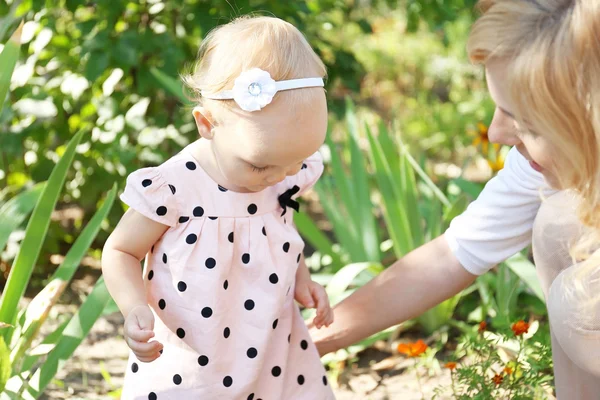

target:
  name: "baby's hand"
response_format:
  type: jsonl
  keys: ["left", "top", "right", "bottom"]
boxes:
{"left": 124, "top": 304, "right": 163, "bottom": 363}
{"left": 294, "top": 279, "right": 333, "bottom": 329}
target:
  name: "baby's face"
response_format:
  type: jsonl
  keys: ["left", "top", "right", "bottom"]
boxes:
{"left": 211, "top": 91, "right": 327, "bottom": 192}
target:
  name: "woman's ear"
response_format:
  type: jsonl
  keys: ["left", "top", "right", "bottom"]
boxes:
{"left": 192, "top": 106, "right": 215, "bottom": 140}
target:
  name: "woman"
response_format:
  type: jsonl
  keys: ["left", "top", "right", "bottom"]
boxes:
{"left": 310, "top": 0, "right": 600, "bottom": 398}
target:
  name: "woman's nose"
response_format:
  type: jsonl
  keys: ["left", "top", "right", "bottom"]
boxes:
{"left": 488, "top": 107, "right": 522, "bottom": 146}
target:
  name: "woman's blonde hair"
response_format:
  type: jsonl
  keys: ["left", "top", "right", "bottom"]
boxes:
{"left": 467, "top": 0, "right": 600, "bottom": 314}
{"left": 182, "top": 15, "right": 326, "bottom": 115}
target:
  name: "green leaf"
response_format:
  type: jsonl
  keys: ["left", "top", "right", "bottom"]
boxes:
{"left": 0, "top": 337, "right": 10, "bottom": 393}
{"left": 326, "top": 262, "right": 383, "bottom": 300}
{"left": 294, "top": 212, "right": 343, "bottom": 268}
{"left": 84, "top": 51, "right": 110, "bottom": 82}
{"left": 11, "top": 184, "right": 117, "bottom": 373}
{"left": 504, "top": 253, "right": 545, "bottom": 303}
{"left": 0, "top": 183, "right": 44, "bottom": 254}
{"left": 150, "top": 67, "right": 191, "bottom": 105}
{"left": 0, "top": 21, "right": 22, "bottom": 113}
{"left": 22, "top": 277, "right": 112, "bottom": 398}
{"left": 0, "top": 130, "right": 86, "bottom": 344}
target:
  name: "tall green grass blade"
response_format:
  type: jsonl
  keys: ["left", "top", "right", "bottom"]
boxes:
{"left": 0, "top": 183, "right": 44, "bottom": 254}
{"left": 345, "top": 99, "right": 380, "bottom": 261}
{"left": 149, "top": 67, "right": 191, "bottom": 105}
{"left": 0, "top": 130, "right": 86, "bottom": 343}
{"left": 0, "top": 21, "right": 22, "bottom": 112}
{"left": 294, "top": 211, "right": 343, "bottom": 268}
{"left": 504, "top": 253, "right": 545, "bottom": 303}
{"left": 23, "top": 278, "right": 111, "bottom": 398}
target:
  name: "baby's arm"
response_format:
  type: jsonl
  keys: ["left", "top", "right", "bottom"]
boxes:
{"left": 102, "top": 209, "right": 168, "bottom": 362}
{"left": 294, "top": 254, "right": 333, "bottom": 329}
{"left": 102, "top": 209, "right": 168, "bottom": 319}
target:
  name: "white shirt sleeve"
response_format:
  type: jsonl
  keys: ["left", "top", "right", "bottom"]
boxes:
{"left": 444, "top": 147, "right": 557, "bottom": 275}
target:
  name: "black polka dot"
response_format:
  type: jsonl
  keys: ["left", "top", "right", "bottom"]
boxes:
{"left": 148, "top": 270, "right": 154, "bottom": 280}
{"left": 224, "top": 327, "right": 231, "bottom": 338}
{"left": 272, "top": 366, "right": 282, "bottom": 377}
{"left": 186, "top": 161, "right": 196, "bottom": 170}
{"left": 262, "top": 227, "right": 267, "bottom": 236}
{"left": 323, "top": 375, "right": 328, "bottom": 385}
{"left": 297, "top": 254, "right": 301, "bottom": 263}
{"left": 223, "top": 376, "right": 233, "bottom": 387}
{"left": 186, "top": 234, "right": 197, "bottom": 244}
{"left": 228, "top": 232, "right": 234, "bottom": 243}
{"left": 283, "top": 242, "right": 290, "bottom": 253}
{"left": 156, "top": 206, "right": 167, "bottom": 216}
{"left": 202, "top": 307, "right": 213, "bottom": 318}
{"left": 301, "top": 340, "right": 308, "bottom": 350}
{"left": 248, "top": 204, "right": 258, "bottom": 215}
{"left": 247, "top": 347, "right": 258, "bottom": 358}
{"left": 179, "top": 216, "right": 189, "bottom": 223}
{"left": 177, "top": 281, "right": 187, "bottom": 292}
{"left": 272, "top": 319, "right": 278, "bottom": 329}
{"left": 151, "top": 245, "right": 154, "bottom": 253}
{"left": 149, "top": 393, "right": 157, "bottom": 400}
{"left": 288, "top": 334, "right": 291, "bottom": 343}
{"left": 269, "top": 273, "right": 279, "bottom": 284}
{"left": 162, "top": 253, "right": 167, "bottom": 263}
{"left": 244, "top": 300, "right": 255, "bottom": 311}
{"left": 159, "top": 349, "right": 163, "bottom": 354}
{"left": 177, "top": 328, "right": 185, "bottom": 338}
{"left": 198, "top": 355, "right": 209, "bottom": 366}
{"left": 247, "top": 395, "right": 254, "bottom": 400}
{"left": 297, "top": 375, "right": 305, "bottom": 385}
{"left": 242, "top": 253, "right": 250, "bottom": 264}
{"left": 302, "top": 163, "right": 307, "bottom": 170}
{"left": 142, "top": 179, "right": 152, "bottom": 187}
{"left": 209, "top": 216, "right": 218, "bottom": 220}
{"left": 193, "top": 206, "right": 204, "bottom": 217}
{"left": 132, "top": 362, "right": 139, "bottom": 373}
{"left": 223, "top": 280, "right": 229, "bottom": 290}
{"left": 173, "top": 374, "right": 182, "bottom": 385}
{"left": 205, "top": 258, "right": 216, "bottom": 269}
{"left": 158, "top": 299, "right": 166, "bottom": 310}
{"left": 218, "top": 185, "right": 228, "bottom": 192}
{"left": 169, "top": 184, "right": 176, "bottom": 194}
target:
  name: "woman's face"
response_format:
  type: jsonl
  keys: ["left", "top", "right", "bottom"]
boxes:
{"left": 485, "top": 59, "right": 560, "bottom": 188}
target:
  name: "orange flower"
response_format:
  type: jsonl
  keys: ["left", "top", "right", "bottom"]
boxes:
{"left": 478, "top": 321, "right": 487, "bottom": 333}
{"left": 492, "top": 374, "right": 503, "bottom": 386}
{"left": 504, "top": 366, "right": 513, "bottom": 375}
{"left": 471, "top": 122, "right": 490, "bottom": 154}
{"left": 445, "top": 362, "right": 457, "bottom": 371}
{"left": 397, "top": 339, "right": 428, "bottom": 357}
{"left": 511, "top": 320, "right": 530, "bottom": 336}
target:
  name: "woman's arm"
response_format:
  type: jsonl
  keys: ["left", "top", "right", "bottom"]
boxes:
{"left": 101, "top": 209, "right": 169, "bottom": 319}
{"left": 310, "top": 235, "right": 476, "bottom": 355}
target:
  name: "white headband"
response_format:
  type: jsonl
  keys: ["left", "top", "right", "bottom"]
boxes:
{"left": 201, "top": 68, "right": 324, "bottom": 112}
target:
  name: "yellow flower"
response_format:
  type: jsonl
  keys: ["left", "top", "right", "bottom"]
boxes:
{"left": 504, "top": 366, "right": 513, "bottom": 375}
{"left": 487, "top": 144, "right": 505, "bottom": 172}
{"left": 471, "top": 122, "right": 490, "bottom": 154}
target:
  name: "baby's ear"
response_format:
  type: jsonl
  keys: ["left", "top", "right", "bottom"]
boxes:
{"left": 192, "top": 106, "right": 214, "bottom": 140}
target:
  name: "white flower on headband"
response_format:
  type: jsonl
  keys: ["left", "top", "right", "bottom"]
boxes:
{"left": 232, "top": 69, "right": 278, "bottom": 112}
{"left": 201, "top": 68, "right": 325, "bottom": 112}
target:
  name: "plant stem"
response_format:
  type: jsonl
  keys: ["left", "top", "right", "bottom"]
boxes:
{"left": 414, "top": 358, "right": 425, "bottom": 400}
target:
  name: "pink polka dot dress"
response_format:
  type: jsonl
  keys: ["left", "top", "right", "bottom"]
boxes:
{"left": 118, "top": 145, "right": 335, "bottom": 400}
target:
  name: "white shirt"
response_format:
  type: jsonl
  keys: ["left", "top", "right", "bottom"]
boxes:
{"left": 444, "top": 147, "right": 557, "bottom": 275}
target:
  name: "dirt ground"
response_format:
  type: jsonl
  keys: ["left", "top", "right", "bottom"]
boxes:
{"left": 38, "top": 305, "right": 452, "bottom": 400}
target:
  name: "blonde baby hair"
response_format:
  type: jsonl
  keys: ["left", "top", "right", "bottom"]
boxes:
{"left": 182, "top": 15, "right": 327, "bottom": 116}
